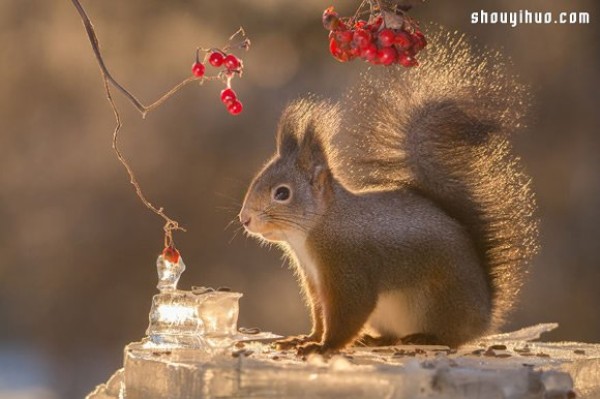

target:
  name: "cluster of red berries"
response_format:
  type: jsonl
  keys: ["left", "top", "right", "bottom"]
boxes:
{"left": 219, "top": 88, "right": 242, "bottom": 115}
{"left": 323, "top": 6, "right": 426, "bottom": 67}
{"left": 191, "top": 50, "right": 244, "bottom": 115}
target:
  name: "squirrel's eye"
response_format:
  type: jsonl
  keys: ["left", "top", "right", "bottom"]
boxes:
{"left": 273, "top": 185, "right": 291, "bottom": 202}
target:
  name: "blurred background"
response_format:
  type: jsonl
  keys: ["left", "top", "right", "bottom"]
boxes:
{"left": 0, "top": 0, "right": 598, "bottom": 397}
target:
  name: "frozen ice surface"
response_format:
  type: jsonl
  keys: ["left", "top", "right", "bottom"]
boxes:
{"left": 86, "top": 256, "right": 599, "bottom": 398}
{"left": 146, "top": 289, "right": 242, "bottom": 350}
{"left": 145, "top": 255, "right": 244, "bottom": 350}
{"left": 86, "top": 368, "right": 125, "bottom": 399}
{"left": 156, "top": 254, "right": 185, "bottom": 293}
{"left": 88, "top": 324, "right": 600, "bottom": 399}
{"left": 481, "top": 323, "right": 560, "bottom": 342}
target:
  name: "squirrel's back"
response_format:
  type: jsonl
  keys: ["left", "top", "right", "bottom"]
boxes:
{"left": 331, "top": 30, "right": 539, "bottom": 330}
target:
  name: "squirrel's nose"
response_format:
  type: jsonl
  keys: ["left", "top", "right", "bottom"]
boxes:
{"left": 239, "top": 209, "right": 251, "bottom": 227}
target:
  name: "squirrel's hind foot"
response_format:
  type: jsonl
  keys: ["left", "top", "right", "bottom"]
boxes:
{"left": 354, "top": 333, "right": 445, "bottom": 347}
{"left": 400, "top": 333, "right": 442, "bottom": 346}
{"left": 354, "top": 334, "right": 400, "bottom": 347}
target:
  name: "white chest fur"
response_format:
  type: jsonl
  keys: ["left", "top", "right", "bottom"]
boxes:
{"left": 284, "top": 232, "right": 321, "bottom": 290}
{"left": 367, "top": 290, "right": 422, "bottom": 338}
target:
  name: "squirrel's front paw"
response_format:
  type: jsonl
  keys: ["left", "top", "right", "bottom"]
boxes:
{"left": 297, "top": 342, "right": 325, "bottom": 357}
{"left": 274, "top": 335, "right": 313, "bottom": 350}
{"left": 297, "top": 342, "right": 341, "bottom": 357}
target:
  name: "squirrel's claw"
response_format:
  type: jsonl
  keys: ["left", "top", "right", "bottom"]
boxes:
{"left": 273, "top": 335, "right": 312, "bottom": 350}
{"left": 297, "top": 342, "right": 342, "bottom": 357}
{"left": 297, "top": 342, "right": 325, "bottom": 357}
{"left": 297, "top": 342, "right": 340, "bottom": 357}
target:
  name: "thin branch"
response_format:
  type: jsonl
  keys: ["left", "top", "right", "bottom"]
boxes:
{"left": 71, "top": 0, "right": 205, "bottom": 119}
{"left": 72, "top": 0, "right": 188, "bottom": 246}
{"left": 142, "top": 75, "right": 197, "bottom": 116}
{"left": 104, "top": 77, "right": 186, "bottom": 248}
{"left": 71, "top": 0, "right": 147, "bottom": 113}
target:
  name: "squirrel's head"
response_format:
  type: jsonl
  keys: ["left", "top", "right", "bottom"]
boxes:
{"left": 240, "top": 99, "right": 339, "bottom": 243}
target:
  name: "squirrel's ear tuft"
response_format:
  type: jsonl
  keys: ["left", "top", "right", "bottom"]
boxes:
{"left": 297, "top": 121, "right": 328, "bottom": 172}
{"left": 276, "top": 117, "right": 299, "bottom": 156}
{"left": 298, "top": 125, "right": 332, "bottom": 195}
{"left": 276, "top": 98, "right": 337, "bottom": 171}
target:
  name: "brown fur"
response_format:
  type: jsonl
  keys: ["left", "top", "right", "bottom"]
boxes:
{"left": 240, "top": 31, "right": 538, "bottom": 354}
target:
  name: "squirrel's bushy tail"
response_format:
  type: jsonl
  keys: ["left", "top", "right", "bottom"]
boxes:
{"left": 333, "top": 30, "right": 539, "bottom": 330}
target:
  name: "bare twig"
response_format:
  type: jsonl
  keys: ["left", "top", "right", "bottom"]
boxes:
{"left": 71, "top": 0, "right": 189, "bottom": 246}
{"left": 103, "top": 77, "right": 186, "bottom": 248}
{"left": 70, "top": 0, "right": 205, "bottom": 118}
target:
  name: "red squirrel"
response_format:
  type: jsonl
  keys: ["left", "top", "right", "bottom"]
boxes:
{"left": 239, "top": 32, "right": 538, "bottom": 355}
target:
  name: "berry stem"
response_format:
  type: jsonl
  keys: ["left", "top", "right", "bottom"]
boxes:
{"left": 353, "top": 0, "right": 369, "bottom": 24}
{"left": 143, "top": 75, "right": 198, "bottom": 116}
{"left": 223, "top": 27, "right": 251, "bottom": 52}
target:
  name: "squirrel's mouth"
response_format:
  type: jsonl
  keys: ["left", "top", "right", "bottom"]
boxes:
{"left": 259, "top": 231, "right": 275, "bottom": 239}
{"left": 245, "top": 224, "right": 282, "bottom": 242}
{"left": 240, "top": 206, "right": 293, "bottom": 243}
{"left": 242, "top": 217, "right": 288, "bottom": 243}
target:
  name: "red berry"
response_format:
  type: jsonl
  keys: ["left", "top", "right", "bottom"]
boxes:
{"left": 349, "top": 45, "right": 361, "bottom": 58}
{"left": 345, "top": 49, "right": 357, "bottom": 61}
{"left": 191, "top": 62, "right": 205, "bottom": 77}
{"left": 360, "top": 43, "right": 378, "bottom": 61}
{"left": 398, "top": 52, "right": 418, "bottom": 67}
{"left": 336, "top": 30, "right": 354, "bottom": 45}
{"left": 354, "top": 20, "right": 367, "bottom": 29}
{"left": 411, "top": 31, "right": 427, "bottom": 51}
{"left": 378, "top": 29, "right": 396, "bottom": 47}
{"left": 162, "top": 246, "right": 180, "bottom": 264}
{"left": 394, "top": 31, "right": 412, "bottom": 49}
{"left": 223, "top": 54, "right": 240, "bottom": 70}
{"left": 369, "top": 16, "right": 383, "bottom": 32}
{"left": 220, "top": 88, "right": 237, "bottom": 105}
{"left": 329, "top": 37, "right": 351, "bottom": 62}
{"left": 353, "top": 29, "right": 372, "bottom": 49}
{"left": 329, "top": 37, "right": 341, "bottom": 54}
{"left": 322, "top": 7, "right": 341, "bottom": 31}
{"left": 378, "top": 47, "right": 398, "bottom": 66}
{"left": 227, "top": 100, "right": 243, "bottom": 115}
{"left": 208, "top": 52, "right": 225, "bottom": 67}
{"left": 337, "top": 21, "right": 349, "bottom": 31}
